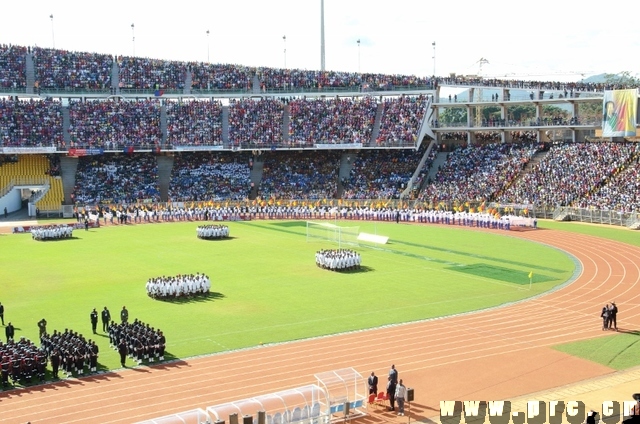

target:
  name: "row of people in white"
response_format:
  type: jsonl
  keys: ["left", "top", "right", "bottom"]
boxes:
{"left": 197, "top": 225, "right": 229, "bottom": 239}
{"left": 316, "top": 249, "right": 361, "bottom": 271}
{"left": 32, "top": 225, "right": 73, "bottom": 240}
{"left": 146, "top": 273, "right": 211, "bottom": 299}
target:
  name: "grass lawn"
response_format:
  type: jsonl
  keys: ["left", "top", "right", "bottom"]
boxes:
{"left": 553, "top": 332, "right": 640, "bottom": 370}
{"left": 1, "top": 219, "right": 576, "bottom": 373}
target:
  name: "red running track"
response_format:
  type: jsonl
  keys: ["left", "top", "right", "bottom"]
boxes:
{"left": 1, "top": 227, "right": 638, "bottom": 423}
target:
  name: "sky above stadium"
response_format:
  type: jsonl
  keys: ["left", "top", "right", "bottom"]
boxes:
{"left": 2, "top": 0, "right": 639, "bottom": 82}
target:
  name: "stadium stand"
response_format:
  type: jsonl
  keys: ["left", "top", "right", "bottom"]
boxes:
{"left": 0, "top": 44, "right": 27, "bottom": 89}
{"left": 32, "top": 47, "right": 113, "bottom": 91}
{"left": 166, "top": 99, "right": 223, "bottom": 147}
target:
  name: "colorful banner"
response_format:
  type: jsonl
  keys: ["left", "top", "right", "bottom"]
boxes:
{"left": 1, "top": 147, "right": 56, "bottom": 154}
{"left": 68, "top": 148, "right": 104, "bottom": 157}
{"left": 602, "top": 89, "right": 638, "bottom": 137}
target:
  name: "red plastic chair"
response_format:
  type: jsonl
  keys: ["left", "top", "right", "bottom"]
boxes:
{"left": 367, "top": 393, "right": 377, "bottom": 409}
{"left": 376, "top": 391, "right": 388, "bottom": 408}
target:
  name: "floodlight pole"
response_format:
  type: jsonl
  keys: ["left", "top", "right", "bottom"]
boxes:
{"left": 432, "top": 41, "right": 436, "bottom": 77}
{"left": 131, "top": 23, "right": 135, "bottom": 56}
{"left": 50, "top": 14, "right": 55, "bottom": 49}
{"left": 207, "top": 30, "right": 210, "bottom": 63}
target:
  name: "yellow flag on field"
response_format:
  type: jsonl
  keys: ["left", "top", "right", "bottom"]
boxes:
{"left": 528, "top": 271, "right": 533, "bottom": 279}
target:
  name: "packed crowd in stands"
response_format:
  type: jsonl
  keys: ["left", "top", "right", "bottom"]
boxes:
{"left": 68, "top": 99, "right": 162, "bottom": 149}
{"left": 41, "top": 329, "right": 99, "bottom": 377}
{"left": 108, "top": 319, "right": 166, "bottom": 365}
{"left": 0, "top": 44, "right": 27, "bottom": 89}
{"left": 166, "top": 100, "right": 223, "bottom": 146}
{"left": 0, "top": 338, "right": 46, "bottom": 386}
{"left": 146, "top": 274, "right": 211, "bottom": 300}
{"left": 32, "top": 47, "right": 113, "bottom": 91}
{"left": 288, "top": 96, "right": 377, "bottom": 145}
{"left": 342, "top": 148, "right": 428, "bottom": 199}
{"left": 419, "top": 142, "right": 539, "bottom": 203}
{"left": 72, "top": 153, "right": 161, "bottom": 204}
{"left": 31, "top": 224, "right": 74, "bottom": 241}
{"left": 46, "top": 154, "right": 61, "bottom": 176}
{"left": 2, "top": 43, "right": 640, "bottom": 95}
{"left": 0, "top": 98, "right": 64, "bottom": 147}
{"left": 315, "top": 249, "right": 361, "bottom": 271}
{"left": 256, "top": 67, "right": 430, "bottom": 91}
{"left": 228, "top": 98, "right": 284, "bottom": 146}
{"left": 573, "top": 155, "right": 640, "bottom": 212}
{"left": 258, "top": 151, "right": 340, "bottom": 200}
{"left": 440, "top": 132, "right": 467, "bottom": 141}
{"left": 409, "top": 144, "right": 440, "bottom": 198}
{"left": 376, "top": 95, "right": 428, "bottom": 145}
{"left": 168, "top": 152, "right": 251, "bottom": 201}
{"left": 190, "top": 63, "right": 252, "bottom": 91}
{"left": 197, "top": 225, "right": 229, "bottom": 239}
{"left": 117, "top": 56, "right": 186, "bottom": 90}
{"left": 497, "top": 142, "right": 640, "bottom": 207}
{"left": 510, "top": 131, "right": 538, "bottom": 142}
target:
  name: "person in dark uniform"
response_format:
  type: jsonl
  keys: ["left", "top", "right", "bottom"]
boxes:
{"left": 50, "top": 348, "right": 61, "bottom": 379}
{"left": 120, "top": 306, "right": 129, "bottom": 324}
{"left": 101, "top": 307, "right": 111, "bottom": 332}
{"left": 5, "top": 322, "right": 14, "bottom": 342}
{"left": 118, "top": 339, "right": 128, "bottom": 367}
{"left": 386, "top": 376, "right": 397, "bottom": 412}
{"left": 1, "top": 355, "right": 9, "bottom": 387}
{"left": 37, "top": 318, "right": 47, "bottom": 337}
{"left": 601, "top": 304, "right": 610, "bottom": 330}
{"left": 90, "top": 308, "right": 98, "bottom": 334}
{"left": 84, "top": 218, "right": 89, "bottom": 231}
{"left": 368, "top": 371, "right": 378, "bottom": 395}
{"left": 0, "top": 302, "right": 4, "bottom": 325}
{"left": 89, "top": 340, "right": 99, "bottom": 373}
{"left": 610, "top": 302, "right": 618, "bottom": 331}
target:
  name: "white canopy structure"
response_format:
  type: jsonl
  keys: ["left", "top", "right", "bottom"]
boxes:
{"left": 135, "top": 408, "right": 210, "bottom": 424}
{"left": 206, "top": 384, "right": 330, "bottom": 424}
{"left": 314, "top": 368, "right": 366, "bottom": 419}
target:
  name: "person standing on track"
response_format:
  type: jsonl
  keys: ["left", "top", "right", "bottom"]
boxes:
{"left": 609, "top": 302, "right": 618, "bottom": 331}
{"left": 601, "top": 304, "right": 610, "bottom": 330}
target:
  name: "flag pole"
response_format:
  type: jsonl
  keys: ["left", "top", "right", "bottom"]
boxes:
{"left": 529, "top": 272, "right": 533, "bottom": 291}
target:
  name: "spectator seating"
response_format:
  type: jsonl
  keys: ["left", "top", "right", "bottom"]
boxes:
{"left": 117, "top": 56, "right": 186, "bottom": 90}
{"left": 168, "top": 152, "right": 251, "bottom": 201}
{"left": 32, "top": 47, "right": 113, "bottom": 91}
{"left": 376, "top": 95, "right": 428, "bottom": 145}
{"left": 497, "top": 142, "right": 640, "bottom": 207}
{"left": 0, "top": 44, "right": 27, "bottom": 89}
{"left": 166, "top": 100, "right": 223, "bottom": 146}
{"left": 228, "top": 98, "right": 285, "bottom": 147}
{"left": 288, "top": 97, "right": 377, "bottom": 145}
{"left": 258, "top": 151, "right": 341, "bottom": 200}
{"left": 68, "top": 99, "right": 162, "bottom": 149}
{"left": 190, "top": 63, "right": 252, "bottom": 91}
{"left": 419, "top": 142, "right": 539, "bottom": 203}
{"left": 0, "top": 98, "right": 65, "bottom": 148}
{"left": 72, "top": 153, "right": 161, "bottom": 204}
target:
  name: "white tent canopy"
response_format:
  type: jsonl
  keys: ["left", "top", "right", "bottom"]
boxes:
{"left": 314, "top": 368, "right": 366, "bottom": 418}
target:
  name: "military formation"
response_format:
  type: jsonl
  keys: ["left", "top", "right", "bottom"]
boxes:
{"left": 315, "top": 249, "right": 361, "bottom": 271}
{"left": 108, "top": 319, "right": 166, "bottom": 365}
{"left": 1, "top": 338, "right": 47, "bottom": 388}
{"left": 40, "top": 329, "right": 99, "bottom": 377}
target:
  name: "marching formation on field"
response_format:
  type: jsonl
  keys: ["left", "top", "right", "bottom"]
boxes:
{"left": 146, "top": 273, "right": 211, "bottom": 299}
{"left": 197, "top": 224, "right": 229, "bottom": 239}
{"left": 32, "top": 225, "right": 74, "bottom": 240}
{"left": 109, "top": 319, "right": 166, "bottom": 365}
{"left": 316, "top": 249, "right": 361, "bottom": 271}
{"left": 1, "top": 338, "right": 47, "bottom": 387}
{"left": 41, "top": 329, "right": 99, "bottom": 378}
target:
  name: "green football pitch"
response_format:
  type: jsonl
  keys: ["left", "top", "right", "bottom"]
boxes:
{"left": 1, "top": 220, "right": 576, "bottom": 372}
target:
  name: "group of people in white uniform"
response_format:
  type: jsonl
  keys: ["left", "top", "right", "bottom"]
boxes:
{"left": 145, "top": 273, "right": 211, "bottom": 299}
{"left": 315, "top": 249, "right": 361, "bottom": 272}
{"left": 31, "top": 225, "right": 74, "bottom": 241}
{"left": 196, "top": 224, "right": 229, "bottom": 239}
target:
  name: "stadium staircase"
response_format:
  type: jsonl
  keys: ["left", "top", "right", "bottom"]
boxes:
{"left": 111, "top": 60, "right": 119, "bottom": 94}
{"left": 62, "top": 106, "right": 71, "bottom": 146}
{"left": 222, "top": 105, "right": 230, "bottom": 144}
{"left": 428, "top": 152, "right": 449, "bottom": 182}
{"left": 369, "top": 102, "right": 384, "bottom": 144}
{"left": 336, "top": 153, "right": 356, "bottom": 197}
{"left": 160, "top": 104, "right": 168, "bottom": 144}
{"left": 401, "top": 139, "right": 437, "bottom": 198}
{"left": 252, "top": 74, "right": 261, "bottom": 94}
{"left": 553, "top": 207, "right": 571, "bottom": 221}
{"left": 59, "top": 156, "right": 78, "bottom": 205}
{"left": 495, "top": 149, "right": 550, "bottom": 198}
{"left": 249, "top": 156, "right": 264, "bottom": 199}
{"left": 25, "top": 52, "right": 35, "bottom": 94}
{"left": 157, "top": 155, "right": 174, "bottom": 202}
{"left": 184, "top": 70, "right": 192, "bottom": 95}
{"left": 282, "top": 104, "right": 290, "bottom": 143}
